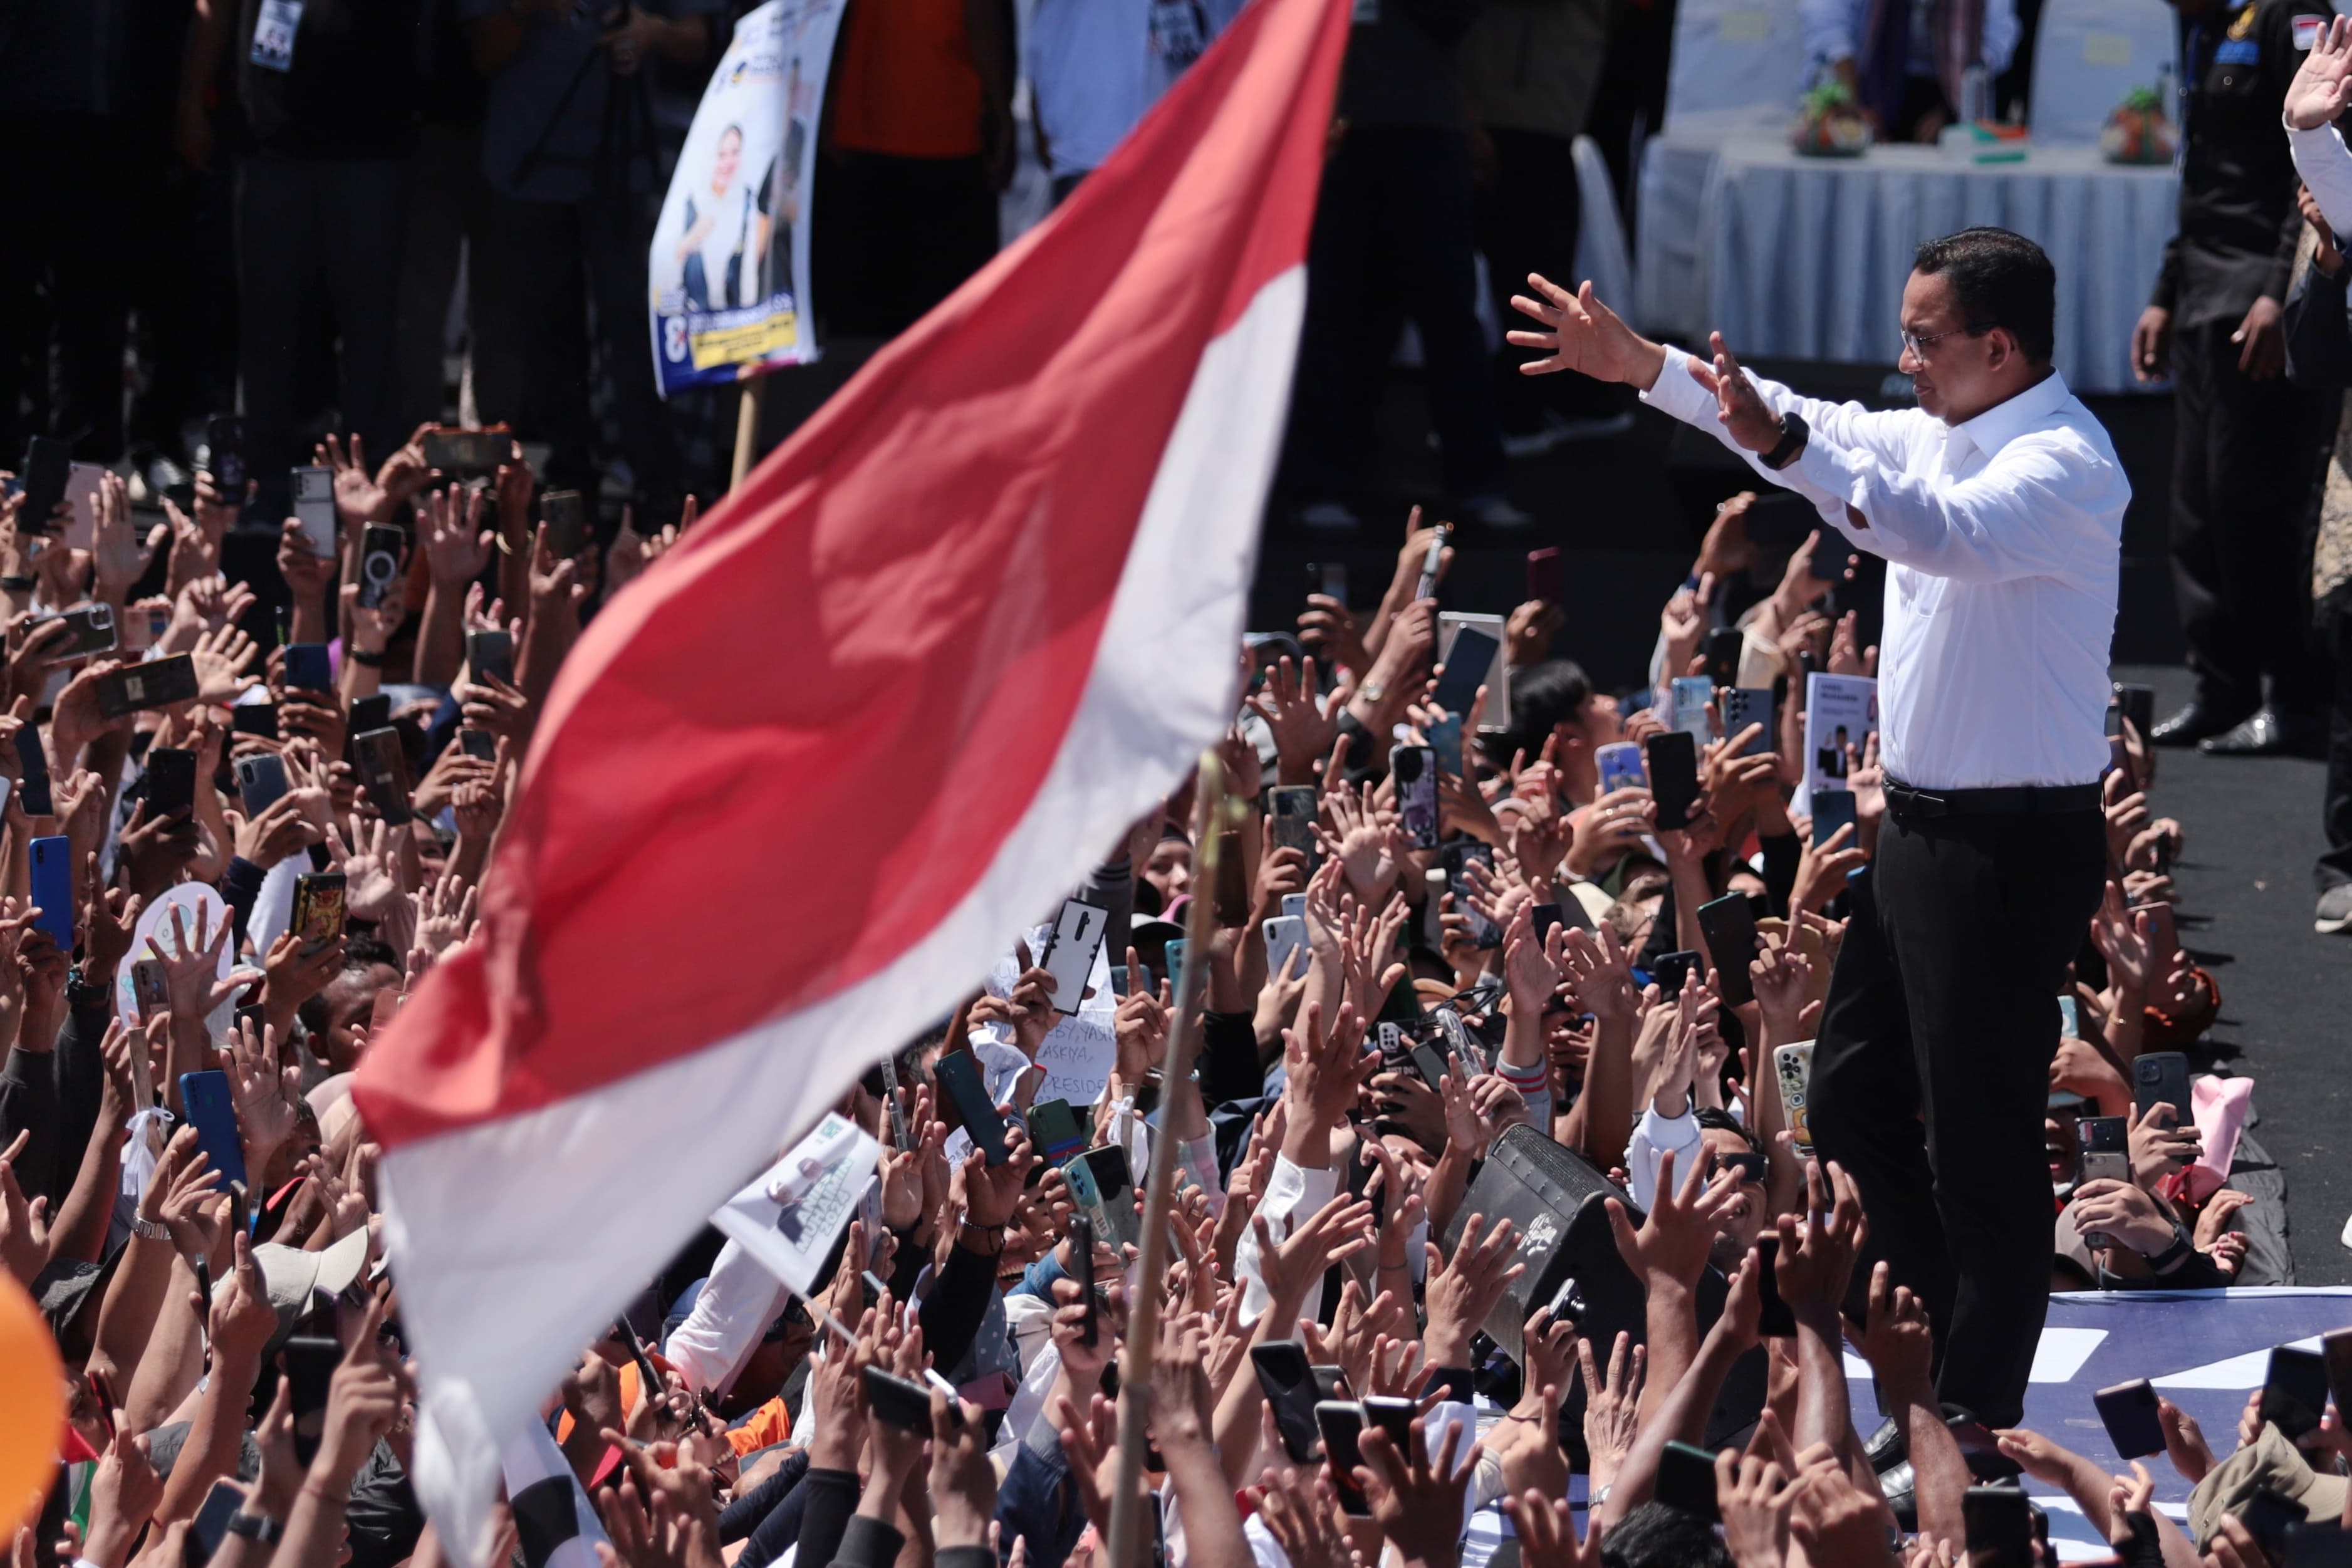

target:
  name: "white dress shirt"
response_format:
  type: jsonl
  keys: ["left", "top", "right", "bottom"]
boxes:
{"left": 1643, "top": 350, "right": 2126, "bottom": 791}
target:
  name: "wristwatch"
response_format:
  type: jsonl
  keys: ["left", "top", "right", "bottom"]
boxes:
{"left": 1762, "top": 412, "right": 1811, "bottom": 471}
{"left": 226, "top": 1513, "right": 284, "bottom": 1545}
{"left": 130, "top": 1214, "right": 170, "bottom": 1242}
{"left": 2143, "top": 1225, "right": 2195, "bottom": 1274}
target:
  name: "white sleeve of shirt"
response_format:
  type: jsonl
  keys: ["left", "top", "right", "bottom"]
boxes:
{"left": 1234, "top": 1155, "right": 1340, "bottom": 1325}
{"left": 660, "top": 1238, "right": 789, "bottom": 1398}
{"left": 1627, "top": 1105, "right": 1703, "bottom": 1212}
{"left": 2289, "top": 120, "right": 2352, "bottom": 244}
{"left": 1640, "top": 348, "right": 1917, "bottom": 505}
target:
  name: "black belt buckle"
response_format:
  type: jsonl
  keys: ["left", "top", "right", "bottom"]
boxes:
{"left": 1890, "top": 783, "right": 1947, "bottom": 818}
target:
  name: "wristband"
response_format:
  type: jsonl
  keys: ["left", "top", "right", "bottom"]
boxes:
{"left": 1, "top": 576, "right": 36, "bottom": 593}
{"left": 226, "top": 1513, "right": 285, "bottom": 1545}
{"left": 2143, "top": 1226, "right": 2194, "bottom": 1274}
{"left": 348, "top": 646, "right": 385, "bottom": 668}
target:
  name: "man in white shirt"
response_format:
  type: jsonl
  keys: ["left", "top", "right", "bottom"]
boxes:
{"left": 1800, "top": 0, "right": 2020, "bottom": 142}
{"left": 1506, "top": 227, "right": 2121, "bottom": 1428}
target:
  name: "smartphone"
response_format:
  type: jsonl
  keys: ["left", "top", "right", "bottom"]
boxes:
{"left": 1704, "top": 627, "right": 1744, "bottom": 690}
{"left": 2112, "top": 682, "right": 2156, "bottom": 740}
{"left": 206, "top": 414, "right": 246, "bottom": 495}
{"left": 1650, "top": 949, "right": 1701, "bottom": 996}
{"left": 356, "top": 524, "right": 405, "bottom": 610}
{"left": 1810, "top": 790, "right": 1858, "bottom": 849}
{"left": 291, "top": 871, "right": 347, "bottom": 956}
{"left": 1595, "top": 740, "right": 1647, "bottom": 795}
{"left": 29, "top": 835, "right": 73, "bottom": 952}
{"left": 235, "top": 752, "right": 289, "bottom": 816}
{"left": 1409, "top": 1042, "right": 1454, "bottom": 1094}
{"left": 1391, "top": 744, "right": 1439, "bottom": 849}
{"left": 2131, "top": 1052, "right": 2192, "bottom": 1128}
{"left": 1696, "top": 893, "right": 1760, "bottom": 1007}
{"left": 39, "top": 603, "right": 118, "bottom": 659}
{"left": 1026, "top": 1099, "right": 1086, "bottom": 1163}
{"left": 145, "top": 747, "right": 197, "bottom": 821}
{"left": 2093, "top": 1379, "right": 2166, "bottom": 1460}
{"left": 1213, "top": 828, "right": 1250, "bottom": 926}
{"left": 466, "top": 628, "right": 514, "bottom": 688}
{"left": 2262, "top": 1346, "right": 2331, "bottom": 1440}
{"left": 190, "top": 1479, "right": 244, "bottom": 1563}
{"left": 14, "top": 726, "right": 51, "bottom": 816}
{"left": 1963, "top": 1485, "right": 2032, "bottom": 1560}
{"left": 1262, "top": 915, "right": 1308, "bottom": 980}
{"left": 1428, "top": 626, "right": 1499, "bottom": 719}
{"left": 2076, "top": 1116, "right": 2130, "bottom": 1213}
{"left": 1252, "top": 1341, "right": 1323, "bottom": 1463}
{"left": 1038, "top": 900, "right": 1110, "bottom": 1019}
{"left": 283, "top": 642, "right": 333, "bottom": 693}
{"left": 19, "top": 436, "right": 71, "bottom": 533}
{"left": 1644, "top": 729, "right": 1700, "bottom": 831}
{"left": 1441, "top": 841, "right": 1499, "bottom": 948}
{"left": 1425, "top": 711, "right": 1463, "bottom": 779}
{"left": 1315, "top": 1402, "right": 1372, "bottom": 1516}
{"left": 283, "top": 1335, "right": 342, "bottom": 1465}
{"left": 458, "top": 728, "right": 498, "bottom": 761}
{"left": 97, "top": 655, "right": 199, "bottom": 719}
{"left": 1306, "top": 562, "right": 1347, "bottom": 603}
{"left": 2287, "top": 1520, "right": 2352, "bottom": 1567}
{"left": 1752, "top": 1235, "right": 1797, "bottom": 1337}
{"left": 2246, "top": 1488, "right": 2313, "bottom": 1563}
{"left": 1721, "top": 687, "right": 1774, "bottom": 755}
{"left": 132, "top": 958, "right": 170, "bottom": 1020}
{"left": 1068, "top": 1213, "right": 1098, "bottom": 1347}
{"left": 353, "top": 727, "right": 414, "bottom": 827}
{"left": 541, "top": 489, "right": 586, "bottom": 559}
{"left": 420, "top": 427, "right": 504, "bottom": 475}
{"left": 291, "top": 466, "right": 336, "bottom": 557}
{"left": 1362, "top": 1395, "right": 1416, "bottom": 1453}
{"left": 2323, "top": 1328, "right": 2352, "bottom": 1420}
{"left": 348, "top": 692, "right": 390, "bottom": 740}
{"left": 934, "top": 1049, "right": 1009, "bottom": 1166}
{"left": 1655, "top": 1440, "right": 1720, "bottom": 1522}
{"left": 179, "top": 1069, "right": 249, "bottom": 1193}
{"left": 1109, "top": 963, "right": 1148, "bottom": 998}
{"left": 1669, "top": 675, "right": 1713, "bottom": 740}
{"left": 1267, "top": 785, "right": 1318, "bottom": 862}
{"left": 232, "top": 701, "right": 279, "bottom": 740}
{"left": 1526, "top": 546, "right": 1562, "bottom": 604}
{"left": 1164, "top": 938, "right": 1188, "bottom": 999}
{"left": 1529, "top": 903, "right": 1563, "bottom": 946}
{"left": 2131, "top": 900, "right": 2180, "bottom": 960}
{"left": 1774, "top": 1042, "right": 1815, "bottom": 1158}
{"left": 1063, "top": 1144, "right": 1140, "bottom": 1250}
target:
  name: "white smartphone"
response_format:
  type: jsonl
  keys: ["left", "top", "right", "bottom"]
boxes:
{"left": 292, "top": 466, "right": 336, "bottom": 557}
{"left": 1038, "top": 898, "right": 1109, "bottom": 1016}
{"left": 64, "top": 463, "right": 105, "bottom": 551}
{"left": 1281, "top": 893, "right": 1306, "bottom": 922}
{"left": 1669, "top": 676, "right": 1712, "bottom": 740}
{"left": 1774, "top": 1041, "right": 1816, "bottom": 1158}
{"left": 1262, "top": 915, "right": 1307, "bottom": 979}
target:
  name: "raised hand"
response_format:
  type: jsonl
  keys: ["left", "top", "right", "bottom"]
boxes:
{"left": 1771, "top": 1161, "right": 1866, "bottom": 1326}
{"left": 1423, "top": 1212, "right": 1524, "bottom": 1368}
{"left": 1606, "top": 1146, "right": 1743, "bottom": 1290}
{"left": 2287, "top": 14, "right": 2352, "bottom": 128}
{"left": 1506, "top": 274, "right": 1664, "bottom": 388}
{"left": 1356, "top": 1416, "right": 1479, "bottom": 1568}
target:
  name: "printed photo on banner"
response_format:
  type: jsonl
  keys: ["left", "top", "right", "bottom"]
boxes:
{"left": 1804, "top": 672, "right": 1878, "bottom": 797}
{"left": 647, "top": 0, "right": 843, "bottom": 397}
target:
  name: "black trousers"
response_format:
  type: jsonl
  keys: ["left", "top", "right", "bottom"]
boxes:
{"left": 1472, "top": 127, "right": 1616, "bottom": 431}
{"left": 1808, "top": 798, "right": 2106, "bottom": 1428}
{"left": 815, "top": 150, "right": 997, "bottom": 341}
{"left": 2320, "top": 590, "right": 2352, "bottom": 891}
{"left": 0, "top": 114, "right": 138, "bottom": 461}
{"left": 2168, "top": 317, "right": 2336, "bottom": 715}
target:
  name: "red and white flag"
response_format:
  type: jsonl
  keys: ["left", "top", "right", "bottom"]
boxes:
{"left": 351, "top": 0, "right": 1349, "bottom": 1549}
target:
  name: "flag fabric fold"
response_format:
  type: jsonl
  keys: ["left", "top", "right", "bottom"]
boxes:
{"left": 350, "top": 0, "right": 1351, "bottom": 1552}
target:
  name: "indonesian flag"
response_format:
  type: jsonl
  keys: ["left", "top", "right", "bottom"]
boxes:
{"left": 350, "top": 0, "right": 1350, "bottom": 1550}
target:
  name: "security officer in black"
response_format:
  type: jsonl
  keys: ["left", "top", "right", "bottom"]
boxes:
{"left": 2138, "top": 0, "right": 2339, "bottom": 755}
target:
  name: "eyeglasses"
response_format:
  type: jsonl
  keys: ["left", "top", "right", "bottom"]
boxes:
{"left": 1898, "top": 325, "right": 1980, "bottom": 358}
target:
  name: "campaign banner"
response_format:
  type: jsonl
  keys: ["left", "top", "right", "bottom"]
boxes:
{"left": 647, "top": 0, "right": 841, "bottom": 396}
{"left": 1803, "top": 673, "right": 1878, "bottom": 797}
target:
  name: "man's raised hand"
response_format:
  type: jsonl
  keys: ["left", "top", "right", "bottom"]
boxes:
{"left": 1506, "top": 276, "right": 1665, "bottom": 389}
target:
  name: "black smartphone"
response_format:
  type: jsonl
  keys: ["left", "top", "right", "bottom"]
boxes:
{"left": 2323, "top": 1327, "right": 2352, "bottom": 1421}
{"left": 541, "top": 489, "right": 586, "bottom": 559}
{"left": 1655, "top": 1440, "right": 1720, "bottom": 1522}
{"left": 2093, "top": 1378, "right": 2166, "bottom": 1460}
{"left": 1752, "top": 1234, "right": 1797, "bottom": 1337}
{"left": 2246, "top": 1488, "right": 2313, "bottom": 1563}
{"left": 1069, "top": 1213, "right": 1098, "bottom": 1347}
{"left": 421, "top": 427, "right": 505, "bottom": 475}
{"left": 1650, "top": 949, "right": 1702, "bottom": 996}
{"left": 2287, "top": 1520, "right": 2352, "bottom": 1567}
{"left": 1695, "top": 893, "right": 1759, "bottom": 1007}
{"left": 2112, "top": 682, "right": 2156, "bottom": 740}
{"left": 1026, "top": 1098, "right": 1086, "bottom": 1163}
{"left": 231, "top": 701, "right": 279, "bottom": 740}
{"left": 466, "top": 628, "right": 514, "bottom": 688}
{"left": 1721, "top": 688, "right": 1774, "bottom": 755}
{"left": 97, "top": 655, "right": 199, "bottom": 719}
{"left": 283, "top": 1334, "right": 342, "bottom": 1465}
{"left": 2132, "top": 1052, "right": 2192, "bottom": 1128}
{"left": 145, "top": 747, "right": 197, "bottom": 821}
{"left": 283, "top": 642, "right": 333, "bottom": 693}
{"left": 1362, "top": 1395, "right": 1416, "bottom": 1453}
{"left": 42, "top": 603, "right": 118, "bottom": 657}
{"left": 459, "top": 728, "right": 498, "bottom": 761}
{"left": 235, "top": 752, "right": 288, "bottom": 816}
{"left": 14, "top": 725, "right": 51, "bottom": 816}
{"left": 1065, "top": 1143, "right": 1140, "bottom": 1250}
{"left": 1811, "top": 788, "right": 1857, "bottom": 847}
{"left": 349, "top": 692, "right": 390, "bottom": 740}
{"left": 1305, "top": 562, "right": 1347, "bottom": 604}
{"left": 190, "top": 1478, "right": 244, "bottom": 1564}
{"left": 355, "top": 525, "right": 405, "bottom": 611}
{"left": 1963, "top": 1486, "right": 2033, "bottom": 1562}
{"left": 2262, "top": 1346, "right": 2331, "bottom": 1440}
{"left": 1315, "top": 1401, "right": 1372, "bottom": 1517}
{"left": 1391, "top": 743, "right": 1438, "bottom": 850}
{"left": 934, "top": 1049, "right": 1009, "bottom": 1166}
{"left": 1429, "top": 627, "right": 1499, "bottom": 719}
{"left": 1526, "top": 546, "right": 1562, "bottom": 604}
{"left": 206, "top": 413, "right": 246, "bottom": 495}
{"left": 1409, "top": 1042, "right": 1453, "bottom": 1093}
{"left": 354, "top": 726, "right": 414, "bottom": 827}
{"left": 1251, "top": 1341, "right": 1323, "bottom": 1463}
{"left": 862, "top": 1365, "right": 939, "bottom": 1431}
{"left": 1704, "top": 627, "right": 1744, "bottom": 690}
{"left": 1644, "top": 729, "right": 1701, "bottom": 831}
{"left": 1529, "top": 902, "right": 1563, "bottom": 944}
{"left": 19, "top": 436, "right": 71, "bottom": 533}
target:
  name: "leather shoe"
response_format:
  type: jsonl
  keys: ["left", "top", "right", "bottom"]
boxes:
{"left": 2197, "top": 705, "right": 2329, "bottom": 757}
{"left": 2150, "top": 699, "right": 2252, "bottom": 747}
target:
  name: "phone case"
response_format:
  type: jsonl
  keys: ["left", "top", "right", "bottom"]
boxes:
{"left": 236, "top": 754, "right": 288, "bottom": 816}
{"left": 935, "top": 1051, "right": 1008, "bottom": 1165}
{"left": 2093, "top": 1380, "right": 2167, "bottom": 1459}
{"left": 1595, "top": 742, "right": 1647, "bottom": 794}
{"left": 178, "top": 1069, "right": 249, "bottom": 1193}
{"left": 1252, "top": 1343, "right": 1323, "bottom": 1462}
{"left": 13, "top": 727, "right": 51, "bottom": 816}
{"left": 1644, "top": 730, "right": 1701, "bottom": 829}
{"left": 1063, "top": 1146, "right": 1140, "bottom": 1249}
{"left": 1774, "top": 1042, "right": 1815, "bottom": 1157}
{"left": 1669, "top": 676, "right": 1713, "bottom": 739}
{"left": 291, "top": 873, "right": 347, "bottom": 955}
{"left": 1391, "top": 745, "right": 1438, "bottom": 849}
{"left": 1696, "top": 894, "right": 1759, "bottom": 1007}
{"left": 284, "top": 644, "right": 333, "bottom": 693}
{"left": 1262, "top": 915, "right": 1308, "bottom": 980}
{"left": 1314, "top": 1404, "right": 1371, "bottom": 1515}
{"left": 355, "top": 728, "right": 413, "bottom": 827}
{"left": 29, "top": 836, "right": 73, "bottom": 952}
{"left": 1722, "top": 688, "right": 1774, "bottom": 755}
{"left": 357, "top": 527, "right": 405, "bottom": 610}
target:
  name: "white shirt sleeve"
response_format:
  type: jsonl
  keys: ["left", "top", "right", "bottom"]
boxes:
{"left": 1627, "top": 1105, "right": 1704, "bottom": 1212}
{"left": 1801, "top": 0, "right": 1861, "bottom": 67}
{"left": 2289, "top": 120, "right": 2352, "bottom": 242}
{"left": 1232, "top": 1155, "right": 1340, "bottom": 1325}
{"left": 1642, "top": 347, "right": 1918, "bottom": 502}
{"left": 660, "top": 1238, "right": 789, "bottom": 1398}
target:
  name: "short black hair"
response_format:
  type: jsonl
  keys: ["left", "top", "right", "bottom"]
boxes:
{"left": 1482, "top": 658, "right": 1595, "bottom": 772}
{"left": 1912, "top": 227, "right": 2056, "bottom": 366}
{"left": 1696, "top": 1105, "right": 1764, "bottom": 1156}
{"left": 1600, "top": 1502, "right": 1734, "bottom": 1568}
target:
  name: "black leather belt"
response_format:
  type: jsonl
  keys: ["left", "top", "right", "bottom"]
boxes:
{"left": 1883, "top": 779, "right": 2101, "bottom": 818}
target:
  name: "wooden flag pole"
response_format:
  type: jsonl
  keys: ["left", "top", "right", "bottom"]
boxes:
{"left": 730, "top": 375, "right": 766, "bottom": 491}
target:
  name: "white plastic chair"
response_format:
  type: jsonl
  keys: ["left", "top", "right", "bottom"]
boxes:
{"left": 1571, "top": 135, "right": 1636, "bottom": 307}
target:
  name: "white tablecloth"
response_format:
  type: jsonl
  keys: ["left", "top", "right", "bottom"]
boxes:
{"left": 1636, "top": 137, "right": 2178, "bottom": 394}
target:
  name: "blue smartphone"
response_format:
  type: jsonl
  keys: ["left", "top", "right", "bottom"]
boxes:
{"left": 178, "top": 1069, "right": 248, "bottom": 1193}
{"left": 1810, "top": 789, "right": 1857, "bottom": 847}
{"left": 1595, "top": 741, "right": 1647, "bottom": 794}
{"left": 28, "top": 835, "right": 73, "bottom": 951}
{"left": 13, "top": 726, "right": 51, "bottom": 816}
{"left": 1164, "top": 938, "right": 1189, "bottom": 999}
{"left": 1425, "top": 712, "right": 1464, "bottom": 779}
{"left": 284, "top": 643, "right": 333, "bottom": 693}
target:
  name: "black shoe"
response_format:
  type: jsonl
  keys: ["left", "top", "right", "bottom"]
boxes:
{"left": 2197, "top": 705, "right": 2330, "bottom": 757}
{"left": 2151, "top": 699, "right": 2254, "bottom": 747}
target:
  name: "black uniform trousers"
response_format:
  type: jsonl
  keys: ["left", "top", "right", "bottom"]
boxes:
{"left": 1807, "top": 794, "right": 2106, "bottom": 1428}
{"left": 2170, "top": 317, "right": 2336, "bottom": 715}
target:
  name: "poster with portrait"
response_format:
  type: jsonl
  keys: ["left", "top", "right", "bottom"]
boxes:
{"left": 647, "top": 0, "right": 841, "bottom": 396}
